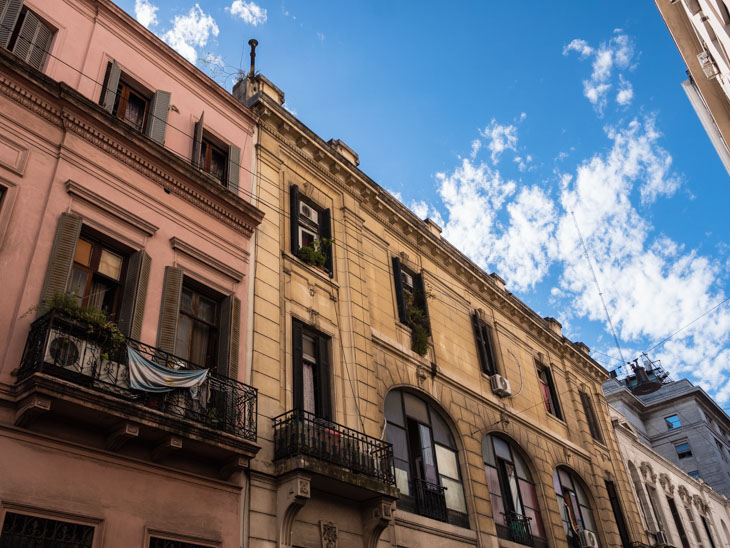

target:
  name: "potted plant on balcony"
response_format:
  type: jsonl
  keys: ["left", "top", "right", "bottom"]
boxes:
{"left": 407, "top": 307, "right": 430, "bottom": 357}
{"left": 297, "top": 238, "right": 332, "bottom": 269}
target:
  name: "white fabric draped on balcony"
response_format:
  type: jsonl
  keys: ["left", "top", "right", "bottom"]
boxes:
{"left": 128, "top": 346, "right": 208, "bottom": 394}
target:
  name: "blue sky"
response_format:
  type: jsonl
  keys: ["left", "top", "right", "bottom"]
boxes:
{"left": 121, "top": 0, "right": 730, "bottom": 410}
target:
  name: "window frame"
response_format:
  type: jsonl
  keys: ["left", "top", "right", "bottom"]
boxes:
{"left": 173, "top": 279, "right": 221, "bottom": 369}
{"left": 200, "top": 132, "right": 228, "bottom": 183}
{"left": 0, "top": 510, "right": 98, "bottom": 548}
{"left": 675, "top": 441, "right": 693, "bottom": 459}
{"left": 113, "top": 78, "right": 151, "bottom": 132}
{"left": 472, "top": 312, "right": 498, "bottom": 376}
{"left": 292, "top": 318, "right": 332, "bottom": 420}
{"left": 5, "top": 5, "right": 55, "bottom": 71}
{"left": 665, "top": 414, "right": 682, "bottom": 430}
{"left": 553, "top": 467, "right": 597, "bottom": 542}
{"left": 536, "top": 363, "right": 563, "bottom": 420}
{"left": 579, "top": 390, "right": 604, "bottom": 444}
{"left": 289, "top": 185, "right": 334, "bottom": 277}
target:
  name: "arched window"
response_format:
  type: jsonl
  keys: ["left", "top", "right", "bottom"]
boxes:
{"left": 384, "top": 389, "right": 468, "bottom": 527}
{"left": 483, "top": 434, "right": 547, "bottom": 548}
{"left": 553, "top": 467, "right": 598, "bottom": 548}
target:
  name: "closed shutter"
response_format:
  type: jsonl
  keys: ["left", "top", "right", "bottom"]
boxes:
{"left": 0, "top": 0, "right": 23, "bottom": 49}
{"left": 117, "top": 250, "right": 151, "bottom": 340}
{"left": 101, "top": 60, "right": 121, "bottom": 113}
{"left": 413, "top": 272, "right": 431, "bottom": 334}
{"left": 191, "top": 112, "right": 204, "bottom": 168}
{"left": 292, "top": 319, "right": 303, "bottom": 410}
{"left": 320, "top": 208, "right": 333, "bottom": 278}
{"left": 217, "top": 295, "right": 241, "bottom": 379}
{"left": 317, "top": 333, "right": 332, "bottom": 420}
{"left": 227, "top": 145, "right": 240, "bottom": 195}
{"left": 290, "top": 184, "right": 300, "bottom": 255}
{"left": 38, "top": 213, "right": 82, "bottom": 314}
{"left": 12, "top": 9, "right": 51, "bottom": 71}
{"left": 391, "top": 256, "right": 407, "bottom": 324}
{"left": 145, "top": 90, "right": 171, "bottom": 145}
{"left": 156, "top": 266, "right": 183, "bottom": 354}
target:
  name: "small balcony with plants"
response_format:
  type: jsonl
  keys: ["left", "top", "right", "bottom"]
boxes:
{"left": 272, "top": 408, "right": 398, "bottom": 500}
{"left": 13, "top": 302, "right": 259, "bottom": 479}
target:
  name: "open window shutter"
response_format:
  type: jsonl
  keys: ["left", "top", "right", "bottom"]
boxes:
{"left": 392, "top": 256, "right": 407, "bottom": 324}
{"left": 145, "top": 90, "right": 170, "bottom": 145}
{"left": 156, "top": 266, "right": 183, "bottom": 354}
{"left": 38, "top": 213, "right": 82, "bottom": 314}
{"left": 320, "top": 208, "right": 333, "bottom": 277}
{"left": 227, "top": 145, "right": 240, "bottom": 195}
{"left": 290, "top": 185, "right": 300, "bottom": 255}
{"left": 101, "top": 61, "right": 121, "bottom": 113}
{"left": 472, "top": 312, "right": 490, "bottom": 374}
{"left": 117, "top": 250, "right": 151, "bottom": 340}
{"left": 191, "top": 111, "right": 204, "bottom": 168}
{"left": 217, "top": 295, "right": 241, "bottom": 379}
{"left": 12, "top": 9, "right": 49, "bottom": 70}
{"left": 292, "top": 320, "right": 303, "bottom": 410}
{"left": 414, "top": 272, "right": 431, "bottom": 334}
{"left": 317, "top": 334, "right": 332, "bottom": 421}
{"left": 0, "top": 0, "right": 23, "bottom": 49}
{"left": 544, "top": 367, "right": 562, "bottom": 419}
{"left": 580, "top": 391, "right": 603, "bottom": 442}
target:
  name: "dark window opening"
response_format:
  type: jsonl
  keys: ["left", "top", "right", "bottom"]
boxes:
{"left": 579, "top": 391, "right": 603, "bottom": 443}
{"left": 200, "top": 134, "right": 227, "bottom": 182}
{"left": 472, "top": 312, "right": 497, "bottom": 375}
{"left": 5, "top": 6, "right": 54, "bottom": 71}
{"left": 553, "top": 467, "right": 597, "bottom": 547}
{"left": 667, "top": 498, "right": 690, "bottom": 548}
{"left": 289, "top": 185, "right": 333, "bottom": 276}
{"left": 0, "top": 512, "right": 94, "bottom": 548}
{"left": 537, "top": 364, "right": 562, "bottom": 420}
{"left": 392, "top": 257, "right": 431, "bottom": 356}
{"left": 292, "top": 319, "right": 331, "bottom": 420}
{"left": 112, "top": 79, "right": 150, "bottom": 132}
{"left": 67, "top": 235, "right": 127, "bottom": 321}
{"left": 675, "top": 442, "right": 693, "bottom": 459}
{"left": 174, "top": 282, "right": 220, "bottom": 369}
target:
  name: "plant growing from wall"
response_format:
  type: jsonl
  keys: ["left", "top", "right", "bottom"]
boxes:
{"left": 407, "top": 305, "right": 430, "bottom": 357}
{"left": 298, "top": 238, "right": 332, "bottom": 268}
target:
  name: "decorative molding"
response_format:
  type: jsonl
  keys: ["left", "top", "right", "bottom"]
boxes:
{"left": 319, "top": 521, "right": 337, "bottom": 548}
{"left": 170, "top": 237, "right": 245, "bottom": 283}
{"left": 66, "top": 179, "right": 159, "bottom": 237}
{"left": 276, "top": 473, "right": 311, "bottom": 548}
{"left": 0, "top": 132, "right": 29, "bottom": 175}
{"left": 361, "top": 499, "right": 395, "bottom": 548}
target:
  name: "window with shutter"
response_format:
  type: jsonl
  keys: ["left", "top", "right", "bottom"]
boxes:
{"left": 191, "top": 114, "right": 241, "bottom": 194}
{"left": 536, "top": 363, "right": 562, "bottom": 420}
{"left": 290, "top": 185, "right": 334, "bottom": 277}
{"left": 579, "top": 391, "right": 603, "bottom": 443}
{"left": 471, "top": 312, "right": 497, "bottom": 375}
{"left": 5, "top": 6, "right": 55, "bottom": 72}
{"left": 392, "top": 257, "right": 431, "bottom": 355}
{"left": 292, "top": 318, "right": 331, "bottom": 420}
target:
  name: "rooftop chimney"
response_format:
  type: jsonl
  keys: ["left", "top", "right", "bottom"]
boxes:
{"left": 544, "top": 317, "right": 562, "bottom": 336}
{"left": 248, "top": 39, "right": 258, "bottom": 77}
{"left": 232, "top": 40, "right": 286, "bottom": 106}
{"left": 327, "top": 139, "right": 359, "bottom": 166}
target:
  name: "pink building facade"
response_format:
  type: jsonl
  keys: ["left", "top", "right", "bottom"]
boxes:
{"left": 0, "top": 0, "right": 263, "bottom": 546}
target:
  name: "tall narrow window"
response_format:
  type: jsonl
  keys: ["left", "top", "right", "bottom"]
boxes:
{"left": 483, "top": 435, "right": 546, "bottom": 547}
{"left": 392, "top": 257, "right": 431, "bottom": 356}
{"left": 579, "top": 391, "right": 603, "bottom": 443}
{"left": 667, "top": 497, "right": 690, "bottom": 548}
{"left": 292, "top": 319, "right": 331, "bottom": 420}
{"left": 200, "top": 135, "right": 227, "bottom": 182}
{"left": 553, "top": 467, "right": 597, "bottom": 546}
{"left": 4, "top": 6, "right": 54, "bottom": 71}
{"left": 67, "top": 236, "right": 127, "bottom": 320}
{"left": 174, "top": 284, "right": 219, "bottom": 369}
{"left": 537, "top": 364, "right": 562, "bottom": 420}
{"left": 384, "top": 389, "right": 467, "bottom": 527}
{"left": 700, "top": 515, "right": 717, "bottom": 548}
{"left": 290, "top": 185, "right": 333, "bottom": 276}
{"left": 472, "top": 312, "right": 497, "bottom": 375}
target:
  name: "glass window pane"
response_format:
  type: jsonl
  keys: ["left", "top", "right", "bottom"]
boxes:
{"left": 395, "top": 465, "right": 410, "bottom": 495}
{"left": 493, "top": 436, "right": 512, "bottom": 462}
{"left": 386, "top": 424, "right": 409, "bottom": 461}
{"left": 431, "top": 410, "right": 454, "bottom": 448}
{"left": 580, "top": 504, "right": 595, "bottom": 532}
{"left": 404, "top": 392, "right": 429, "bottom": 423}
{"left": 74, "top": 239, "right": 92, "bottom": 266}
{"left": 491, "top": 494, "right": 506, "bottom": 526}
{"left": 302, "top": 361, "right": 315, "bottom": 414}
{"left": 524, "top": 506, "right": 545, "bottom": 539}
{"left": 574, "top": 479, "right": 589, "bottom": 506}
{"left": 435, "top": 444, "right": 459, "bottom": 479}
{"left": 384, "top": 391, "right": 404, "bottom": 426}
{"left": 181, "top": 288, "right": 193, "bottom": 313}
{"left": 559, "top": 469, "right": 573, "bottom": 491}
{"left": 175, "top": 315, "right": 192, "bottom": 359}
{"left": 442, "top": 476, "right": 467, "bottom": 513}
{"left": 519, "top": 479, "right": 539, "bottom": 508}
{"left": 553, "top": 469, "right": 562, "bottom": 495}
{"left": 418, "top": 424, "right": 438, "bottom": 484}
{"left": 88, "top": 278, "right": 110, "bottom": 311}
{"left": 198, "top": 295, "right": 216, "bottom": 323}
{"left": 68, "top": 268, "right": 89, "bottom": 299}
{"left": 98, "top": 249, "right": 123, "bottom": 280}
{"left": 513, "top": 451, "right": 531, "bottom": 481}
{"left": 505, "top": 462, "right": 523, "bottom": 514}
{"left": 302, "top": 334, "right": 316, "bottom": 362}
{"left": 190, "top": 321, "right": 210, "bottom": 367}
{"left": 482, "top": 435, "right": 495, "bottom": 466}
{"left": 485, "top": 466, "right": 501, "bottom": 496}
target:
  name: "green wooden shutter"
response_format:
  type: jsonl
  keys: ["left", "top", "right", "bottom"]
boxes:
{"left": 290, "top": 185, "right": 300, "bottom": 255}
{"left": 101, "top": 61, "right": 120, "bottom": 113}
{"left": 12, "top": 9, "right": 51, "bottom": 70}
{"left": 217, "top": 295, "right": 241, "bottom": 379}
{"left": 117, "top": 250, "right": 151, "bottom": 340}
{"left": 191, "top": 112, "right": 204, "bottom": 168}
{"left": 227, "top": 145, "right": 240, "bottom": 195}
{"left": 145, "top": 90, "right": 170, "bottom": 145}
{"left": 156, "top": 266, "right": 183, "bottom": 354}
{"left": 292, "top": 319, "right": 303, "bottom": 410}
{"left": 38, "top": 213, "right": 82, "bottom": 314}
{"left": 0, "top": 0, "right": 23, "bottom": 49}
{"left": 320, "top": 208, "right": 333, "bottom": 277}
{"left": 317, "top": 333, "right": 332, "bottom": 421}
{"left": 392, "top": 256, "right": 407, "bottom": 324}
{"left": 414, "top": 272, "right": 431, "bottom": 334}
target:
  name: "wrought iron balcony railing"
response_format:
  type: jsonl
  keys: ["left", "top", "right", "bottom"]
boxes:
{"left": 18, "top": 310, "right": 257, "bottom": 441}
{"left": 504, "top": 511, "right": 534, "bottom": 546}
{"left": 413, "top": 479, "right": 449, "bottom": 523}
{"left": 272, "top": 409, "right": 395, "bottom": 485}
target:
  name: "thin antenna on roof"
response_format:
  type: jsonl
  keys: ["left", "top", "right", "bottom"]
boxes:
{"left": 248, "top": 39, "right": 258, "bottom": 77}
{"left": 570, "top": 210, "right": 626, "bottom": 366}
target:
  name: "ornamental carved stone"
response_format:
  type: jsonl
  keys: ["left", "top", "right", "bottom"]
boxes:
{"left": 678, "top": 485, "right": 690, "bottom": 506}
{"left": 659, "top": 473, "right": 674, "bottom": 495}
{"left": 320, "top": 521, "right": 337, "bottom": 548}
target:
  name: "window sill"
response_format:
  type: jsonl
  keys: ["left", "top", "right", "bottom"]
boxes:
{"left": 282, "top": 250, "right": 338, "bottom": 287}
{"left": 394, "top": 509, "right": 475, "bottom": 541}
{"left": 545, "top": 411, "right": 567, "bottom": 428}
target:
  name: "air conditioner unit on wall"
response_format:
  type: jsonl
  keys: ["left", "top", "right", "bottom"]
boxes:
{"left": 401, "top": 271, "right": 414, "bottom": 290}
{"left": 578, "top": 530, "right": 599, "bottom": 548}
{"left": 490, "top": 374, "right": 512, "bottom": 398}
{"left": 299, "top": 202, "right": 319, "bottom": 226}
{"left": 698, "top": 50, "right": 720, "bottom": 79}
{"left": 43, "top": 329, "right": 98, "bottom": 376}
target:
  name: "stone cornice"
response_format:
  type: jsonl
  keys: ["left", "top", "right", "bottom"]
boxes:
{"left": 0, "top": 51, "right": 264, "bottom": 238}
{"left": 170, "top": 237, "right": 246, "bottom": 282}
{"left": 252, "top": 93, "right": 607, "bottom": 383}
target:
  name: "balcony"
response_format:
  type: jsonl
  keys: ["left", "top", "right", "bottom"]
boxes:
{"left": 13, "top": 310, "right": 259, "bottom": 478}
{"left": 413, "top": 479, "right": 448, "bottom": 523}
{"left": 503, "top": 511, "right": 534, "bottom": 546}
{"left": 273, "top": 409, "right": 398, "bottom": 500}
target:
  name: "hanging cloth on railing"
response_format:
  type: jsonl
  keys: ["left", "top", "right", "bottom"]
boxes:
{"left": 127, "top": 346, "right": 208, "bottom": 394}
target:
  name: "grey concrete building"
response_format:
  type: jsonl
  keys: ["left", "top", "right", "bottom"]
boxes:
{"left": 604, "top": 377, "right": 730, "bottom": 498}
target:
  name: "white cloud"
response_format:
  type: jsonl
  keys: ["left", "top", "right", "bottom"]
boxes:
{"left": 162, "top": 4, "right": 219, "bottom": 64}
{"left": 135, "top": 0, "right": 158, "bottom": 28}
{"left": 227, "top": 1, "right": 268, "bottom": 26}
{"left": 282, "top": 103, "right": 297, "bottom": 116}
{"left": 317, "top": 32, "right": 325, "bottom": 42}
{"left": 564, "top": 31, "right": 636, "bottom": 115}
{"left": 479, "top": 119, "right": 519, "bottom": 164}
